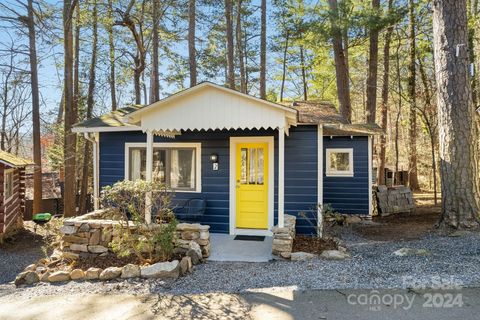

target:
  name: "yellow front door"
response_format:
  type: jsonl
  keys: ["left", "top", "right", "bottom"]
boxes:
{"left": 235, "top": 142, "right": 269, "bottom": 229}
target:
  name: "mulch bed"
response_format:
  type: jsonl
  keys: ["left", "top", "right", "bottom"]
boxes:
{"left": 72, "top": 254, "right": 141, "bottom": 270}
{"left": 292, "top": 235, "right": 337, "bottom": 255}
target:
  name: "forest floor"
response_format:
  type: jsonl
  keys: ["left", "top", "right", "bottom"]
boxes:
{"left": 351, "top": 192, "right": 442, "bottom": 241}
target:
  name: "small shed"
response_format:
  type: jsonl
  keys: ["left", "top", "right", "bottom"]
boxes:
{"left": 0, "top": 150, "right": 32, "bottom": 242}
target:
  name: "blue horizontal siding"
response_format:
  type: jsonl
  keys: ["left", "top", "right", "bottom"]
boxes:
{"left": 98, "top": 127, "right": 370, "bottom": 236}
{"left": 323, "top": 136, "right": 369, "bottom": 216}
{"left": 99, "top": 128, "right": 278, "bottom": 234}
{"left": 283, "top": 125, "right": 318, "bottom": 235}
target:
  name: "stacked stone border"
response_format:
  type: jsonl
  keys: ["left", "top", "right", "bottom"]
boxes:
{"left": 15, "top": 210, "right": 211, "bottom": 286}
{"left": 271, "top": 214, "right": 296, "bottom": 259}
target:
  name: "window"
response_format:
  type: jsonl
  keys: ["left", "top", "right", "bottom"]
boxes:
{"left": 326, "top": 148, "right": 354, "bottom": 177}
{"left": 4, "top": 169, "right": 14, "bottom": 201}
{"left": 126, "top": 143, "right": 201, "bottom": 192}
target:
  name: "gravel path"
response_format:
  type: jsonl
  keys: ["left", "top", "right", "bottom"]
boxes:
{"left": 0, "top": 229, "right": 45, "bottom": 285}
{"left": 2, "top": 231, "right": 480, "bottom": 299}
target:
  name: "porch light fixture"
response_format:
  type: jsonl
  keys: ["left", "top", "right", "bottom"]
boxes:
{"left": 210, "top": 153, "right": 218, "bottom": 163}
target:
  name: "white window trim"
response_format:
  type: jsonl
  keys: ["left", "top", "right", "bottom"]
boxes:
{"left": 124, "top": 142, "right": 202, "bottom": 193}
{"left": 4, "top": 168, "right": 14, "bottom": 203}
{"left": 325, "top": 148, "right": 354, "bottom": 177}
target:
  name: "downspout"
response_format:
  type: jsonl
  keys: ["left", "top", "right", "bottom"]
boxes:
{"left": 84, "top": 132, "right": 99, "bottom": 210}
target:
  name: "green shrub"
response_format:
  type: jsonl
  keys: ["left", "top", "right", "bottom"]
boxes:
{"left": 101, "top": 180, "right": 177, "bottom": 264}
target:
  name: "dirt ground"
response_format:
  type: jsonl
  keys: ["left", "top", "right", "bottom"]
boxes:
{"left": 350, "top": 192, "right": 442, "bottom": 241}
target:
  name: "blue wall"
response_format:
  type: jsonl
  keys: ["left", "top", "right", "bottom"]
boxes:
{"left": 323, "top": 136, "right": 370, "bottom": 215}
{"left": 98, "top": 127, "right": 369, "bottom": 235}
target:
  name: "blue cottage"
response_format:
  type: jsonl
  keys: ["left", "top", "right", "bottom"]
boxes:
{"left": 73, "top": 82, "right": 382, "bottom": 235}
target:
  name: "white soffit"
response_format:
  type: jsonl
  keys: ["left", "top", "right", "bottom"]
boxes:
{"left": 125, "top": 82, "right": 298, "bottom": 133}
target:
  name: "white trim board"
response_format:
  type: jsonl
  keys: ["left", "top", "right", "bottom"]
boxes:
{"left": 368, "top": 136, "right": 373, "bottom": 217}
{"left": 124, "top": 142, "right": 202, "bottom": 193}
{"left": 229, "top": 136, "right": 274, "bottom": 236}
{"left": 317, "top": 124, "right": 324, "bottom": 233}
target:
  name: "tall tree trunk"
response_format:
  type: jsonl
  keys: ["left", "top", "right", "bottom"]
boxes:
{"left": 236, "top": 0, "right": 246, "bottom": 93}
{"left": 27, "top": 0, "right": 43, "bottom": 214}
{"left": 394, "top": 32, "right": 402, "bottom": 186}
{"left": 63, "top": 0, "right": 78, "bottom": 217}
{"left": 150, "top": 0, "right": 160, "bottom": 103}
{"left": 366, "top": 0, "right": 380, "bottom": 124}
{"left": 225, "top": 0, "right": 235, "bottom": 89}
{"left": 328, "top": 0, "right": 351, "bottom": 122}
{"left": 79, "top": 0, "right": 98, "bottom": 215}
{"left": 259, "top": 0, "right": 266, "bottom": 99}
{"left": 107, "top": 0, "right": 117, "bottom": 111}
{"left": 378, "top": 0, "right": 394, "bottom": 186}
{"left": 1, "top": 56, "right": 13, "bottom": 151}
{"left": 432, "top": 0, "right": 480, "bottom": 229}
{"left": 419, "top": 59, "right": 438, "bottom": 204}
{"left": 188, "top": 0, "right": 197, "bottom": 87}
{"left": 407, "top": 0, "right": 420, "bottom": 191}
{"left": 279, "top": 31, "right": 289, "bottom": 102}
{"left": 300, "top": 45, "right": 308, "bottom": 101}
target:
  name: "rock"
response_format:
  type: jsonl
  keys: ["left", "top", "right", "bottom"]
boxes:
{"left": 70, "top": 269, "right": 85, "bottom": 280}
{"left": 195, "top": 239, "right": 209, "bottom": 246}
{"left": 88, "top": 245, "right": 108, "bottom": 254}
{"left": 173, "top": 247, "right": 188, "bottom": 256}
{"left": 121, "top": 264, "right": 140, "bottom": 279}
{"left": 199, "top": 231, "right": 209, "bottom": 240}
{"left": 48, "top": 271, "right": 71, "bottom": 282}
{"left": 14, "top": 272, "right": 28, "bottom": 286}
{"left": 59, "top": 225, "right": 77, "bottom": 235}
{"left": 40, "top": 271, "right": 51, "bottom": 282}
{"left": 338, "top": 246, "right": 348, "bottom": 253}
{"left": 140, "top": 260, "right": 179, "bottom": 279}
{"left": 25, "top": 264, "right": 36, "bottom": 272}
{"left": 89, "top": 229, "right": 101, "bottom": 245}
{"left": 291, "top": 252, "right": 315, "bottom": 261}
{"left": 320, "top": 250, "right": 350, "bottom": 260}
{"left": 182, "top": 231, "right": 200, "bottom": 240}
{"left": 35, "top": 266, "right": 47, "bottom": 274}
{"left": 345, "top": 216, "right": 362, "bottom": 224}
{"left": 272, "top": 226, "right": 290, "bottom": 234}
{"left": 70, "top": 244, "right": 88, "bottom": 252}
{"left": 50, "top": 249, "right": 63, "bottom": 260}
{"left": 186, "top": 241, "right": 202, "bottom": 264}
{"left": 85, "top": 267, "right": 102, "bottom": 280}
{"left": 24, "top": 271, "right": 40, "bottom": 285}
{"left": 177, "top": 223, "right": 209, "bottom": 232}
{"left": 63, "top": 235, "right": 88, "bottom": 244}
{"left": 78, "top": 223, "right": 90, "bottom": 232}
{"left": 179, "top": 256, "right": 192, "bottom": 275}
{"left": 393, "top": 248, "right": 429, "bottom": 257}
{"left": 279, "top": 252, "right": 291, "bottom": 259}
{"left": 62, "top": 251, "right": 80, "bottom": 260}
{"left": 99, "top": 267, "right": 122, "bottom": 280}
{"left": 201, "top": 243, "right": 211, "bottom": 258}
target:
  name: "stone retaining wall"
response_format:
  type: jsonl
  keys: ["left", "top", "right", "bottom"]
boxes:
{"left": 59, "top": 210, "right": 210, "bottom": 259}
{"left": 375, "top": 185, "right": 415, "bottom": 216}
{"left": 271, "top": 214, "right": 296, "bottom": 259}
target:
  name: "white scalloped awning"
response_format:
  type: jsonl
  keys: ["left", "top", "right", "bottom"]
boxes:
{"left": 124, "top": 82, "right": 298, "bottom": 135}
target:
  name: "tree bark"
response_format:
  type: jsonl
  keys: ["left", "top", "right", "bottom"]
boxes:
{"left": 63, "top": 0, "right": 78, "bottom": 217}
{"left": 280, "top": 31, "right": 289, "bottom": 102}
{"left": 259, "top": 0, "right": 266, "bottom": 99}
{"left": 188, "top": 0, "right": 197, "bottom": 87}
{"left": 236, "top": 0, "right": 246, "bottom": 93}
{"left": 27, "top": 0, "right": 42, "bottom": 214}
{"left": 366, "top": 0, "right": 380, "bottom": 124}
{"left": 79, "top": 0, "right": 98, "bottom": 215}
{"left": 107, "top": 0, "right": 117, "bottom": 110}
{"left": 328, "top": 0, "right": 351, "bottom": 122}
{"left": 300, "top": 45, "right": 308, "bottom": 101}
{"left": 432, "top": 0, "right": 480, "bottom": 229}
{"left": 378, "top": 0, "right": 394, "bottom": 186}
{"left": 407, "top": 0, "right": 420, "bottom": 191}
{"left": 150, "top": 0, "right": 160, "bottom": 103}
{"left": 225, "top": 0, "right": 235, "bottom": 89}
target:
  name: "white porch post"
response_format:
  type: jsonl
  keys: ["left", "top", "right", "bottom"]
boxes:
{"left": 278, "top": 126, "right": 285, "bottom": 228}
{"left": 368, "top": 135, "right": 373, "bottom": 217}
{"left": 145, "top": 130, "right": 153, "bottom": 224}
{"left": 93, "top": 133, "right": 99, "bottom": 210}
{"left": 317, "top": 124, "right": 323, "bottom": 237}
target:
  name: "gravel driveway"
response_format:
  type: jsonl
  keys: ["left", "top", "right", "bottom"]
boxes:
{"left": 2, "top": 231, "right": 480, "bottom": 299}
{"left": 0, "top": 229, "right": 45, "bottom": 285}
